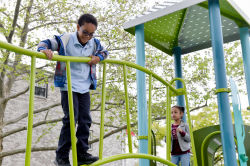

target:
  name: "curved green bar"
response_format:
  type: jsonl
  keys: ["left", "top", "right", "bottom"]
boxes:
{"left": 0, "top": 40, "right": 177, "bottom": 94}
{"left": 201, "top": 131, "right": 238, "bottom": 166}
{"left": 81, "top": 153, "right": 176, "bottom": 166}
{"left": 201, "top": 131, "right": 221, "bottom": 166}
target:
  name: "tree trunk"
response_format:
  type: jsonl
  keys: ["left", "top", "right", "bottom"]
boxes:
{"left": 0, "top": 102, "right": 7, "bottom": 166}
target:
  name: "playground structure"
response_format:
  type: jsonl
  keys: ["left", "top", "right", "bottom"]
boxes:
{"left": 0, "top": 0, "right": 250, "bottom": 166}
{"left": 0, "top": 41, "right": 191, "bottom": 166}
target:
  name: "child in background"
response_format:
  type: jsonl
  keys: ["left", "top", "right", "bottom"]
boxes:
{"left": 171, "top": 105, "right": 191, "bottom": 166}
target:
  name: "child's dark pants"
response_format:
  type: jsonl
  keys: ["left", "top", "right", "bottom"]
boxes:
{"left": 56, "top": 91, "right": 91, "bottom": 159}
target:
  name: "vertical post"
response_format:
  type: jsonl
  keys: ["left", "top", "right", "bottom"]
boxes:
{"left": 25, "top": 56, "right": 36, "bottom": 166}
{"left": 173, "top": 46, "right": 186, "bottom": 121}
{"left": 123, "top": 64, "right": 133, "bottom": 153}
{"left": 135, "top": 24, "right": 149, "bottom": 166}
{"left": 166, "top": 87, "right": 171, "bottom": 161}
{"left": 99, "top": 62, "right": 107, "bottom": 159}
{"left": 208, "top": 0, "right": 237, "bottom": 165}
{"left": 239, "top": 27, "right": 250, "bottom": 109}
{"left": 66, "top": 61, "right": 78, "bottom": 166}
{"left": 148, "top": 74, "right": 152, "bottom": 155}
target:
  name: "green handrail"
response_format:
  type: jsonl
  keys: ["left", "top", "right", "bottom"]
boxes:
{"left": 81, "top": 153, "right": 177, "bottom": 166}
{"left": 0, "top": 41, "right": 178, "bottom": 94}
{"left": 148, "top": 74, "right": 152, "bottom": 155}
{"left": 0, "top": 40, "right": 196, "bottom": 166}
{"left": 201, "top": 131, "right": 239, "bottom": 166}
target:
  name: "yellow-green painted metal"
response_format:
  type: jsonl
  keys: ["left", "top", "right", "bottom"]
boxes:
{"left": 123, "top": 64, "right": 133, "bottom": 153}
{"left": 99, "top": 62, "right": 107, "bottom": 159}
{"left": 166, "top": 86, "right": 171, "bottom": 161}
{"left": 201, "top": 131, "right": 221, "bottom": 166}
{"left": 81, "top": 153, "right": 177, "bottom": 166}
{"left": 170, "top": 78, "right": 198, "bottom": 166}
{"left": 147, "top": 74, "right": 152, "bottom": 155}
{"left": 200, "top": 131, "right": 238, "bottom": 166}
{"left": 0, "top": 41, "right": 178, "bottom": 94}
{"left": 25, "top": 56, "right": 36, "bottom": 166}
{"left": 138, "top": 136, "right": 148, "bottom": 140}
{"left": 0, "top": 41, "right": 194, "bottom": 166}
{"left": 66, "top": 61, "right": 78, "bottom": 166}
{"left": 214, "top": 88, "right": 231, "bottom": 94}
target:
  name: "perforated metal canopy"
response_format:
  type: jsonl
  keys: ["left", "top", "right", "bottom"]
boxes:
{"left": 123, "top": 0, "right": 250, "bottom": 55}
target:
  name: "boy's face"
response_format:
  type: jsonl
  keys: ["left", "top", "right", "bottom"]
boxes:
{"left": 171, "top": 107, "right": 183, "bottom": 121}
{"left": 77, "top": 23, "right": 96, "bottom": 44}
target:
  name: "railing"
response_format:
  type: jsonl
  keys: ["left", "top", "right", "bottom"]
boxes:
{"left": 0, "top": 40, "right": 197, "bottom": 166}
{"left": 200, "top": 131, "right": 238, "bottom": 166}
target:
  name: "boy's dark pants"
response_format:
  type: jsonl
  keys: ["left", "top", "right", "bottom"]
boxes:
{"left": 56, "top": 91, "right": 91, "bottom": 159}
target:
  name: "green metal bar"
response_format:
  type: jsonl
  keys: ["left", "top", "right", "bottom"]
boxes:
{"left": 166, "top": 86, "right": 171, "bottom": 161}
{"left": 214, "top": 88, "right": 231, "bottom": 94}
{"left": 201, "top": 131, "right": 238, "bottom": 166}
{"left": 123, "top": 64, "right": 133, "bottom": 153}
{"left": 99, "top": 62, "right": 107, "bottom": 159}
{"left": 138, "top": 136, "right": 148, "bottom": 140}
{"left": 184, "top": 90, "right": 198, "bottom": 166}
{"left": 83, "top": 153, "right": 176, "bottom": 166}
{"left": 148, "top": 74, "right": 152, "bottom": 155}
{"left": 201, "top": 131, "right": 221, "bottom": 166}
{"left": 0, "top": 40, "right": 178, "bottom": 93}
{"left": 25, "top": 56, "right": 36, "bottom": 166}
{"left": 66, "top": 61, "right": 78, "bottom": 166}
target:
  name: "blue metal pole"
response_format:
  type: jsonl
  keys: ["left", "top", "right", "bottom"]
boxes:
{"left": 173, "top": 46, "right": 186, "bottom": 122}
{"left": 239, "top": 27, "right": 250, "bottom": 109}
{"left": 135, "top": 24, "right": 149, "bottom": 166}
{"left": 208, "top": 0, "right": 237, "bottom": 165}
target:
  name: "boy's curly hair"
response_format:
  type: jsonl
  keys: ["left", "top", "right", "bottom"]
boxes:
{"left": 78, "top": 14, "right": 98, "bottom": 27}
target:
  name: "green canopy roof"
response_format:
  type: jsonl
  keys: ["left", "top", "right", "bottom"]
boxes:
{"left": 124, "top": 0, "right": 250, "bottom": 55}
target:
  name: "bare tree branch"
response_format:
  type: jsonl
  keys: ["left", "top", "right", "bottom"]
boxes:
{"left": 4, "top": 102, "right": 61, "bottom": 126}
{"left": 3, "top": 77, "right": 52, "bottom": 103}
{"left": 154, "top": 102, "right": 208, "bottom": 121}
{"left": 4, "top": 86, "right": 29, "bottom": 103}
{"left": 0, "top": 146, "right": 57, "bottom": 158}
{"left": 3, "top": 116, "right": 123, "bottom": 139}
{"left": 2, "top": 118, "right": 62, "bottom": 138}
{"left": 189, "top": 101, "right": 208, "bottom": 112}
{"left": 28, "top": 21, "right": 75, "bottom": 32}
{"left": 3, "top": 100, "right": 124, "bottom": 126}
{"left": 7, "top": 0, "right": 22, "bottom": 43}
{"left": 92, "top": 121, "right": 119, "bottom": 128}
